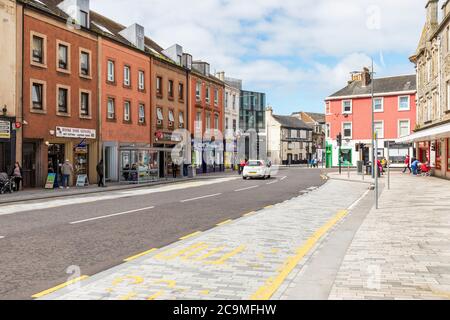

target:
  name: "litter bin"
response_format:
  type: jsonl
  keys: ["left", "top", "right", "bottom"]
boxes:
{"left": 187, "top": 165, "right": 195, "bottom": 178}
{"left": 357, "top": 161, "right": 363, "bottom": 174}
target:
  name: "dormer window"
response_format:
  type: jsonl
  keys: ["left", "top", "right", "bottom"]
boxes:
{"left": 80, "top": 10, "right": 88, "bottom": 28}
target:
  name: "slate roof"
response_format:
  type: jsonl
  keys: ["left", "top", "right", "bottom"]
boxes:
{"left": 327, "top": 75, "right": 416, "bottom": 99}
{"left": 272, "top": 115, "right": 312, "bottom": 130}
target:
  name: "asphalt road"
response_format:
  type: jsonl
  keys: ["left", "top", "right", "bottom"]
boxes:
{"left": 0, "top": 167, "right": 326, "bottom": 299}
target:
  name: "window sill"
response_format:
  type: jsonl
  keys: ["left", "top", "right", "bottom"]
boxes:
{"left": 156, "top": 93, "right": 163, "bottom": 99}
{"left": 57, "top": 112, "right": 71, "bottom": 117}
{"left": 107, "top": 81, "right": 116, "bottom": 86}
{"left": 106, "top": 117, "right": 117, "bottom": 122}
{"left": 80, "top": 74, "right": 93, "bottom": 80}
{"left": 31, "top": 61, "right": 47, "bottom": 69}
{"left": 80, "top": 115, "right": 92, "bottom": 120}
{"left": 30, "top": 108, "right": 47, "bottom": 114}
{"left": 398, "top": 108, "right": 411, "bottom": 112}
{"left": 122, "top": 120, "right": 132, "bottom": 125}
{"left": 123, "top": 84, "right": 132, "bottom": 90}
{"left": 179, "top": 99, "right": 185, "bottom": 103}
{"left": 168, "top": 96, "right": 174, "bottom": 101}
{"left": 138, "top": 121, "right": 146, "bottom": 126}
{"left": 57, "top": 68, "right": 71, "bottom": 75}
{"left": 138, "top": 89, "right": 146, "bottom": 93}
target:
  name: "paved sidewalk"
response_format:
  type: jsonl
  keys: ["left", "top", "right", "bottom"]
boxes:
{"left": 38, "top": 179, "right": 369, "bottom": 300}
{"left": 0, "top": 171, "right": 235, "bottom": 205}
{"left": 328, "top": 172, "right": 450, "bottom": 300}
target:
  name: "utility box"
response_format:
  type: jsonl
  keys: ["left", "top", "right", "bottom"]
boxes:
{"left": 357, "top": 161, "right": 363, "bottom": 174}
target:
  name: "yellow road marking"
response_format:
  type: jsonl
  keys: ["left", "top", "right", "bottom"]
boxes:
{"left": 179, "top": 231, "right": 202, "bottom": 240}
{"left": 195, "top": 246, "right": 226, "bottom": 261}
{"left": 119, "top": 292, "right": 137, "bottom": 300}
{"left": 154, "top": 242, "right": 206, "bottom": 261}
{"left": 180, "top": 243, "right": 209, "bottom": 260}
{"left": 264, "top": 205, "right": 274, "bottom": 209}
{"left": 154, "top": 279, "right": 177, "bottom": 289}
{"left": 257, "top": 253, "right": 265, "bottom": 260}
{"left": 217, "top": 219, "right": 233, "bottom": 226}
{"left": 243, "top": 211, "right": 256, "bottom": 217}
{"left": 147, "top": 290, "right": 164, "bottom": 300}
{"left": 124, "top": 248, "right": 157, "bottom": 262}
{"left": 250, "top": 210, "right": 349, "bottom": 300}
{"left": 205, "top": 245, "right": 246, "bottom": 265}
{"left": 431, "top": 289, "right": 450, "bottom": 299}
{"left": 112, "top": 275, "right": 144, "bottom": 286}
{"left": 200, "top": 290, "right": 210, "bottom": 295}
{"left": 32, "top": 275, "right": 89, "bottom": 298}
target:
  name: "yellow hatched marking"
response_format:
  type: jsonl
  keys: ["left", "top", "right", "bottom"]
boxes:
{"left": 154, "top": 279, "right": 177, "bottom": 289}
{"left": 180, "top": 243, "right": 209, "bottom": 260}
{"left": 257, "top": 253, "right": 265, "bottom": 260}
{"left": 147, "top": 290, "right": 164, "bottom": 300}
{"left": 195, "top": 246, "right": 226, "bottom": 261}
{"left": 200, "top": 290, "right": 210, "bottom": 295}
{"left": 250, "top": 210, "right": 349, "bottom": 300}
{"left": 112, "top": 275, "right": 144, "bottom": 286}
{"left": 124, "top": 248, "right": 157, "bottom": 262}
{"left": 205, "top": 245, "right": 246, "bottom": 265}
{"left": 32, "top": 275, "right": 89, "bottom": 298}
{"left": 119, "top": 292, "right": 137, "bottom": 300}
{"left": 154, "top": 242, "right": 206, "bottom": 261}
{"left": 216, "top": 219, "right": 233, "bottom": 226}
{"left": 180, "top": 231, "right": 202, "bottom": 240}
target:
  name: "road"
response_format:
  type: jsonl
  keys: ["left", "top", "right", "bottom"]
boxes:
{"left": 0, "top": 167, "right": 325, "bottom": 299}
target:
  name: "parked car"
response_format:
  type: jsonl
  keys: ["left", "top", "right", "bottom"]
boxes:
{"left": 242, "top": 160, "right": 271, "bottom": 180}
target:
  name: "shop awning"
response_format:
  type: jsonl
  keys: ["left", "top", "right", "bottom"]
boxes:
{"left": 396, "top": 122, "right": 450, "bottom": 143}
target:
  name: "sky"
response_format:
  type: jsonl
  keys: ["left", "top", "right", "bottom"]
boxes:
{"left": 90, "top": 0, "right": 425, "bottom": 115}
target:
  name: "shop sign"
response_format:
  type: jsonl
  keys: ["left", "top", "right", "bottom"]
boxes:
{"left": 45, "top": 173, "right": 56, "bottom": 189}
{"left": 56, "top": 127, "right": 96, "bottom": 139}
{"left": 157, "top": 131, "right": 182, "bottom": 142}
{"left": 0, "top": 120, "right": 11, "bottom": 139}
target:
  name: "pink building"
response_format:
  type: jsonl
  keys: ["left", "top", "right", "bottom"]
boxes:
{"left": 324, "top": 68, "right": 417, "bottom": 168}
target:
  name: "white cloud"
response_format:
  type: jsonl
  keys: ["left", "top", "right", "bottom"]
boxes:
{"left": 90, "top": 0, "right": 425, "bottom": 113}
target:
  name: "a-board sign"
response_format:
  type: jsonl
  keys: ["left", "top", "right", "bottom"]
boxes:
{"left": 76, "top": 174, "right": 89, "bottom": 187}
{"left": 45, "top": 173, "right": 56, "bottom": 189}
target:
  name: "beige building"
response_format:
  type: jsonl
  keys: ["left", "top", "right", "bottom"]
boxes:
{"left": 265, "top": 107, "right": 313, "bottom": 165}
{"left": 0, "top": 0, "right": 22, "bottom": 173}
{"left": 401, "top": 0, "right": 450, "bottom": 179}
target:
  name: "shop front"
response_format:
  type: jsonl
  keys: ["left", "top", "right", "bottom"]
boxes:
{"left": 154, "top": 130, "right": 185, "bottom": 178}
{"left": 23, "top": 126, "right": 98, "bottom": 188}
{"left": 0, "top": 117, "right": 16, "bottom": 174}
{"left": 118, "top": 144, "right": 159, "bottom": 184}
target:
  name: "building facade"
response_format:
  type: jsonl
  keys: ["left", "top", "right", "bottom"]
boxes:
{"left": 266, "top": 107, "right": 313, "bottom": 165}
{"left": 189, "top": 61, "right": 225, "bottom": 173}
{"left": 292, "top": 111, "right": 326, "bottom": 164}
{"left": 22, "top": 0, "right": 99, "bottom": 187}
{"left": 401, "top": 0, "right": 450, "bottom": 179}
{"left": 325, "top": 69, "right": 416, "bottom": 168}
{"left": 240, "top": 90, "right": 266, "bottom": 160}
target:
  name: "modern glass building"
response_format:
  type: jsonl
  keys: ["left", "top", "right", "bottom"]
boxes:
{"left": 239, "top": 90, "right": 266, "bottom": 160}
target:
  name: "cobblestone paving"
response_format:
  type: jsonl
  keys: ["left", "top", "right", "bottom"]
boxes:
{"left": 40, "top": 180, "right": 368, "bottom": 300}
{"left": 329, "top": 173, "right": 450, "bottom": 300}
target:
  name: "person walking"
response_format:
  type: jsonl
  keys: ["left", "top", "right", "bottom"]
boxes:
{"left": 11, "top": 162, "right": 23, "bottom": 191}
{"left": 61, "top": 159, "right": 73, "bottom": 189}
{"left": 172, "top": 162, "right": 177, "bottom": 179}
{"left": 96, "top": 159, "right": 105, "bottom": 187}
{"left": 403, "top": 155, "right": 411, "bottom": 173}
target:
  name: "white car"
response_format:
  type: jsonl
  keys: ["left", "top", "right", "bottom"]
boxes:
{"left": 243, "top": 160, "right": 272, "bottom": 180}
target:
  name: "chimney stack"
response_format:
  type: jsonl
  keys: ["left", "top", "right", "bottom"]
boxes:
{"left": 426, "top": 0, "right": 439, "bottom": 28}
{"left": 361, "top": 67, "right": 371, "bottom": 87}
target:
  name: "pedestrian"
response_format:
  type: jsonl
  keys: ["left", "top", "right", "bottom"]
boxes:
{"left": 11, "top": 162, "right": 23, "bottom": 192}
{"left": 403, "top": 155, "right": 411, "bottom": 174}
{"left": 96, "top": 159, "right": 105, "bottom": 187}
{"left": 239, "top": 159, "right": 246, "bottom": 175}
{"left": 60, "top": 159, "right": 73, "bottom": 189}
{"left": 411, "top": 158, "right": 420, "bottom": 176}
{"left": 172, "top": 162, "right": 177, "bottom": 178}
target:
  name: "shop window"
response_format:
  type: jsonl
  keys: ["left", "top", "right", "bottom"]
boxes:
{"left": 436, "top": 140, "right": 442, "bottom": 170}
{"left": 340, "top": 149, "right": 352, "bottom": 166}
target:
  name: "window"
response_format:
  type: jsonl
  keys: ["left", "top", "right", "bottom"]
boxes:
{"left": 156, "top": 107, "right": 164, "bottom": 121}
{"left": 214, "top": 114, "right": 219, "bottom": 129}
{"left": 58, "top": 43, "right": 68, "bottom": 70}
{"left": 427, "top": 59, "right": 432, "bottom": 82}
{"left": 398, "top": 120, "right": 410, "bottom": 138}
{"left": 80, "top": 10, "right": 88, "bottom": 28}
{"left": 233, "top": 119, "right": 237, "bottom": 131}
{"left": 57, "top": 87, "right": 69, "bottom": 114}
{"left": 325, "top": 124, "right": 330, "bottom": 138}
{"left": 196, "top": 82, "right": 201, "bottom": 101}
{"left": 80, "top": 91, "right": 89, "bottom": 117}
{"left": 232, "top": 94, "right": 236, "bottom": 110}
{"left": 80, "top": 51, "right": 90, "bottom": 77}
{"left": 427, "top": 98, "right": 432, "bottom": 122}
{"left": 373, "top": 98, "right": 383, "bottom": 112}
{"left": 343, "top": 122, "right": 352, "bottom": 138}
{"left": 206, "top": 113, "right": 211, "bottom": 129}
{"left": 168, "top": 110, "right": 175, "bottom": 126}
{"left": 178, "top": 82, "right": 184, "bottom": 100}
{"left": 179, "top": 112, "right": 184, "bottom": 128}
{"left": 447, "top": 82, "right": 450, "bottom": 110}
{"left": 398, "top": 96, "right": 410, "bottom": 111}
{"left": 32, "top": 34, "right": 44, "bottom": 64}
{"left": 214, "top": 88, "right": 219, "bottom": 105}
{"left": 196, "top": 112, "right": 202, "bottom": 130}
{"left": 206, "top": 87, "right": 210, "bottom": 103}
{"left": 342, "top": 100, "right": 352, "bottom": 114}
{"left": 107, "top": 98, "right": 115, "bottom": 119}
{"left": 225, "top": 117, "right": 229, "bottom": 130}
{"left": 123, "top": 66, "right": 131, "bottom": 86}
{"left": 138, "top": 71, "right": 145, "bottom": 90}
{"left": 156, "top": 76, "right": 162, "bottom": 96}
{"left": 138, "top": 104, "right": 145, "bottom": 124}
{"left": 168, "top": 80, "right": 174, "bottom": 98}
{"left": 107, "top": 60, "right": 115, "bottom": 82}
{"left": 123, "top": 101, "right": 131, "bottom": 122}
{"left": 225, "top": 93, "right": 229, "bottom": 108}
{"left": 374, "top": 121, "right": 384, "bottom": 139}
{"left": 32, "top": 83, "right": 43, "bottom": 110}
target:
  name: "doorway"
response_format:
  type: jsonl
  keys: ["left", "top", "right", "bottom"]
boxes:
{"left": 48, "top": 143, "right": 65, "bottom": 187}
{"left": 23, "top": 142, "right": 37, "bottom": 188}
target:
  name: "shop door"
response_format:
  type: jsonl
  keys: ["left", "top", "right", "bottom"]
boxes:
{"left": 0, "top": 142, "right": 7, "bottom": 173}
{"left": 23, "top": 142, "right": 37, "bottom": 188}
{"left": 48, "top": 144, "right": 65, "bottom": 186}
{"left": 159, "top": 151, "right": 165, "bottom": 178}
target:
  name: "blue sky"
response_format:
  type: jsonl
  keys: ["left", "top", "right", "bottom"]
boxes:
{"left": 91, "top": 0, "right": 425, "bottom": 115}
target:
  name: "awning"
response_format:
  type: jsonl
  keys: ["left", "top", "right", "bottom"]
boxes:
{"left": 396, "top": 122, "right": 450, "bottom": 143}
